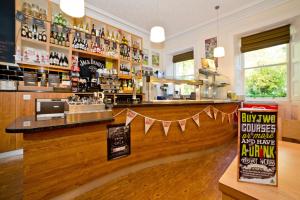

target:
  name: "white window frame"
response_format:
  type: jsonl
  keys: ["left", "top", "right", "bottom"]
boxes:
{"left": 173, "top": 59, "right": 195, "bottom": 80}
{"left": 242, "top": 43, "right": 291, "bottom": 101}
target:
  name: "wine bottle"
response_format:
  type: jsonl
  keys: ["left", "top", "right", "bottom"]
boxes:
{"left": 62, "top": 33, "right": 66, "bottom": 46}
{"left": 101, "top": 27, "right": 105, "bottom": 38}
{"left": 42, "top": 31, "right": 47, "bottom": 42}
{"left": 66, "top": 33, "right": 70, "bottom": 47}
{"left": 27, "top": 26, "right": 32, "bottom": 39}
{"left": 38, "top": 30, "right": 43, "bottom": 41}
{"left": 54, "top": 32, "right": 58, "bottom": 44}
{"left": 21, "top": 24, "right": 28, "bottom": 37}
{"left": 49, "top": 52, "right": 53, "bottom": 65}
{"left": 91, "top": 24, "right": 96, "bottom": 36}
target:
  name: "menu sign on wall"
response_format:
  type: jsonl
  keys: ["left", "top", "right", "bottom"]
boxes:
{"left": 107, "top": 124, "right": 131, "bottom": 160}
{"left": 238, "top": 109, "right": 278, "bottom": 186}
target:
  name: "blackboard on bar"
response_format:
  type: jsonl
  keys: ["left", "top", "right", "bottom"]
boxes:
{"left": 0, "top": 0, "right": 15, "bottom": 64}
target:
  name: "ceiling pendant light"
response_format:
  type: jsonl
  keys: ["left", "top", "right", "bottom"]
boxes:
{"left": 150, "top": 26, "right": 165, "bottom": 43}
{"left": 150, "top": 0, "right": 165, "bottom": 43}
{"left": 60, "top": 0, "right": 85, "bottom": 18}
{"left": 213, "top": 5, "right": 225, "bottom": 58}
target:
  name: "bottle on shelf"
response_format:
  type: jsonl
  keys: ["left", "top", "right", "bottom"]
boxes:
{"left": 66, "top": 33, "right": 70, "bottom": 47}
{"left": 91, "top": 24, "right": 96, "bottom": 36}
{"left": 21, "top": 24, "right": 28, "bottom": 37}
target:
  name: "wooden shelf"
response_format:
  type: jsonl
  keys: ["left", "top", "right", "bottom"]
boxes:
{"left": 120, "top": 58, "right": 131, "bottom": 63}
{"left": 21, "top": 37, "right": 47, "bottom": 46}
{"left": 49, "top": 43, "right": 70, "bottom": 50}
{"left": 118, "top": 74, "right": 132, "bottom": 79}
{"left": 17, "top": 62, "right": 71, "bottom": 72}
{"left": 72, "top": 49, "right": 119, "bottom": 61}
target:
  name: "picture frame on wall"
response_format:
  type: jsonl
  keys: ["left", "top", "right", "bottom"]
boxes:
{"left": 152, "top": 51, "right": 160, "bottom": 67}
{"left": 205, "top": 37, "right": 218, "bottom": 67}
{"left": 143, "top": 49, "right": 149, "bottom": 66}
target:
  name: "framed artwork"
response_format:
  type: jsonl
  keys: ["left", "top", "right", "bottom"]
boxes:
{"left": 205, "top": 37, "right": 218, "bottom": 67}
{"left": 143, "top": 49, "right": 149, "bottom": 66}
{"left": 152, "top": 51, "right": 160, "bottom": 67}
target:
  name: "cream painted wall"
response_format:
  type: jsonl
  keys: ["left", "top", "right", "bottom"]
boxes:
{"left": 162, "top": 0, "right": 300, "bottom": 97}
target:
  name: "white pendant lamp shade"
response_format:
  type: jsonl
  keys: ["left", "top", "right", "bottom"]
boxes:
{"left": 60, "top": 0, "right": 85, "bottom": 18}
{"left": 214, "top": 46, "right": 225, "bottom": 58}
{"left": 150, "top": 26, "right": 165, "bottom": 43}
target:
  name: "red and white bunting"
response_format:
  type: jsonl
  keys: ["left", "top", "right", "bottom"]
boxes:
{"left": 192, "top": 114, "right": 200, "bottom": 127}
{"left": 213, "top": 108, "right": 219, "bottom": 120}
{"left": 221, "top": 113, "right": 226, "bottom": 123}
{"left": 204, "top": 106, "right": 213, "bottom": 118}
{"left": 145, "top": 117, "right": 155, "bottom": 134}
{"left": 178, "top": 119, "right": 187, "bottom": 132}
{"left": 162, "top": 121, "right": 172, "bottom": 136}
{"left": 125, "top": 110, "right": 138, "bottom": 126}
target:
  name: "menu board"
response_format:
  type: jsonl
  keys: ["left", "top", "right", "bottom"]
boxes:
{"left": 107, "top": 124, "right": 131, "bottom": 160}
{"left": 0, "top": 0, "right": 15, "bottom": 63}
{"left": 238, "top": 109, "right": 278, "bottom": 186}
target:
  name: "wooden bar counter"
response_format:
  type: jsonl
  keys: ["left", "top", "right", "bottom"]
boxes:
{"left": 219, "top": 141, "right": 300, "bottom": 200}
{"left": 6, "top": 101, "right": 239, "bottom": 200}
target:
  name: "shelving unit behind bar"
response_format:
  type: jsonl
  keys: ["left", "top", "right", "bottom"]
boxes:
{"left": 15, "top": 0, "right": 144, "bottom": 85}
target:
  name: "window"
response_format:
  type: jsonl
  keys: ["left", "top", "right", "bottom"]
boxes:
{"left": 174, "top": 84, "right": 195, "bottom": 96}
{"left": 174, "top": 59, "right": 195, "bottom": 80}
{"left": 243, "top": 44, "right": 288, "bottom": 98}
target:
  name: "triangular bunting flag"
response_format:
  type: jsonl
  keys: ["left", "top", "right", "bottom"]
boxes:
{"left": 221, "top": 113, "right": 226, "bottom": 123}
{"left": 204, "top": 106, "right": 213, "bottom": 118}
{"left": 145, "top": 117, "right": 155, "bottom": 134}
{"left": 213, "top": 108, "right": 219, "bottom": 120}
{"left": 192, "top": 114, "right": 200, "bottom": 127}
{"left": 178, "top": 119, "right": 187, "bottom": 132}
{"left": 162, "top": 121, "right": 172, "bottom": 136}
{"left": 228, "top": 114, "right": 231, "bottom": 124}
{"left": 126, "top": 110, "right": 138, "bottom": 126}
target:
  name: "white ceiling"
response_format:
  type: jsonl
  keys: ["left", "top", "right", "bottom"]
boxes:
{"left": 85, "top": 0, "right": 265, "bottom": 38}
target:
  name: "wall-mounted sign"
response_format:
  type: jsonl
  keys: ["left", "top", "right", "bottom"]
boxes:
{"left": 107, "top": 124, "right": 131, "bottom": 160}
{"left": 78, "top": 57, "right": 105, "bottom": 79}
{"left": 238, "top": 108, "right": 278, "bottom": 186}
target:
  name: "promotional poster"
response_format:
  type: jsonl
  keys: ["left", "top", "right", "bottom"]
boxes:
{"left": 238, "top": 109, "right": 278, "bottom": 186}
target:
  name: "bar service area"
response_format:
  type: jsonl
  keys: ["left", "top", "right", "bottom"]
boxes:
{"left": 0, "top": 0, "right": 300, "bottom": 200}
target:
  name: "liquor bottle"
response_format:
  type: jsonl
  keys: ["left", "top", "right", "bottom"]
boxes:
{"left": 72, "top": 37, "right": 76, "bottom": 48}
{"left": 38, "top": 31, "right": 43, "bottom": 41}
{"left": 27, "top": 26, "right": 32, "bottom": 39}
{"left": 50, "top": 31, "right": 54, "bottom": 44}
{"left": 91, "top": 24, "right": 96, "bottom": 36}
{"left": 21, "top": 24, "right": 28, "bottom": 37}
{"left": 61, "top": 33, "right": 66, "bottom": 46}
{"left": 49, "top": 52, "right": 53, "bottom": 65}
{"left": 54, "top": 32, "right": 58, "bottom": 44}
{"left": 64, "top": 55, "right": 68, "bottom": 67}
{"left": 58, "top": 33, "right": 62, "bottom": 46}
{"left": 32, "top": 24, "right": 37, "bottom": 40}
{"left": 85, "top": 23, "right": 89, "bottom": 33}
{"left": 42, "top": 31, "right": 47, "bottom": 42}
{"left": 101, "top": 27, "right": 105, "bottom": 38}
{"left": 65, "top": 33, "right": 70, "bottom": 47}
{"left": 59, "top": 53, "right": 63, "bottom": 66}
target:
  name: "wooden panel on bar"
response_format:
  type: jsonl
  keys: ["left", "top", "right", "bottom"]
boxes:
{"left": 22, "top": 103, "right": 238, "bottom": 200}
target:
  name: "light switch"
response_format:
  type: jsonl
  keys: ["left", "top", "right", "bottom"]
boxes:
{"left": 23, "top": 94, "right": 31, "bottom": 100}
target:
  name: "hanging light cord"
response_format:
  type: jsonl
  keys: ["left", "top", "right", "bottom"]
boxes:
{"left": 215, "top": 5, "right": 220, "bottom": 43}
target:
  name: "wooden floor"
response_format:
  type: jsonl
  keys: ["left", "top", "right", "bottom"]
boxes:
{"left": 0, "top": 155, "right": 23, "bottom": 200}
{"left": 76, "top": 139, "right": 237, "bottom": 200}
{"left": 0, "top": 139, "right": 237, "bottom": 200}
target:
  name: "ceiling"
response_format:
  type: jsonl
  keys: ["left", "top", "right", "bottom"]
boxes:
{"left": 85, "top": 0, "right": 265, "bottom": 38}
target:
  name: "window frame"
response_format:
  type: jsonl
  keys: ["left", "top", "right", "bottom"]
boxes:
{"left": 242, "top": 43, "right": 290, "bottom": 101}
{"left": 173, "top": 59, "right": 195, "bottom": 80}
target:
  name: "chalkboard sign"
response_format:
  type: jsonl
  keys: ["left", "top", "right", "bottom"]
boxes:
{"left": 238, "top": 108, "right": 278, "bottom": 186}
{"left": 16, "top": 11, "right": 26, "bottom": 22}
{"left": 107, "top": 124, "right": 131, "bottom": 160}
{"left": 32, "top": 18, "right": 45, "bottom": 28}
{"left": 0, "top": 0, "right": 15, "bottom": 63}
{"left": 78, "top": 57, "right": 105, "bottom": 79}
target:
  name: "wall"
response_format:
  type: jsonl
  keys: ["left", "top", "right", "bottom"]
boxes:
{"left": 162, "top": 0, "right": 300, "bottom": 97}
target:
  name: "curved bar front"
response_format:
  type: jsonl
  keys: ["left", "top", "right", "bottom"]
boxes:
{"left": 8, "top": 102, "right": 239, "bottom": 200}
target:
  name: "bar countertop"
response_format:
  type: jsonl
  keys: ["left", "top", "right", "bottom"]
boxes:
{"left": 6, "top": 111, "right": 114, "bottom": 134}
{"left": 113, "top": 99, "right": 240, "bottom": 108}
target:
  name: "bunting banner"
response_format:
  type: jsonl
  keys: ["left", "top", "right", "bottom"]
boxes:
{"left": 125, "top": 110, "right": 138, "bottom": 126}
{"left": 228, "top": 113, "right": 232, "bottom": 124}
{"left": 178, "top": 119, "right": 187, "bottom": 132}
{"left": 145, "top": 117, "right": 155, "bottom": 134}
{"left": 192, "top": 114, "right": 200, "bottom": 127}
{"left": 213, "top": 107, "right": 219, "bottom": 120}
{"left": 222, "top": 113, "right": 226, "bottom": 123}
{"left": 162, "top": 121, "right": 172, "bottom": 136}
{"left": 204, "top": 106, "right": 213, "bottom": 118}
